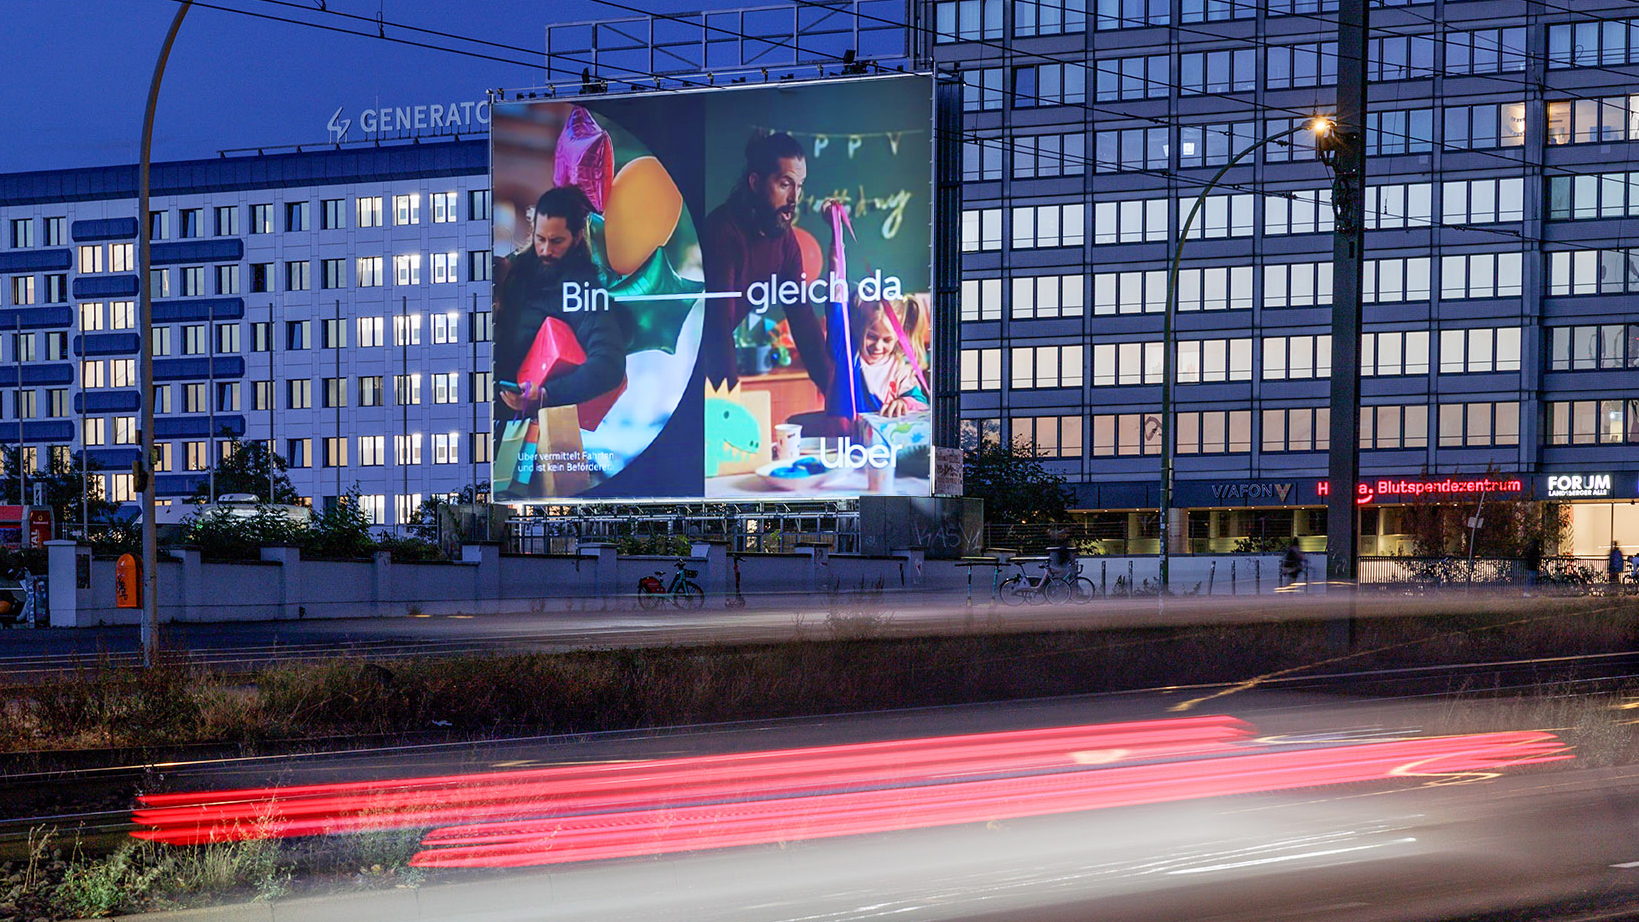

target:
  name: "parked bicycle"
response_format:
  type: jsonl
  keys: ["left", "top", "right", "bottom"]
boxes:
{"left": 998, "top": 558, "right": 1096, "bottom": 606}
{"left": 637, "top": 559, "right": 704, "bottom": 610}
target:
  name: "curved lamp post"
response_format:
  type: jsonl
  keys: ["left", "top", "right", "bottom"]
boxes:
{"left": 1157, "top": 116, "right": 1334, "bottom": 594}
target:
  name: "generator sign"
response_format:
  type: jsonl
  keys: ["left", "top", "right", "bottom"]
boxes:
{"left": 1546, "top": 473, "right": 1613, "bottom": 498}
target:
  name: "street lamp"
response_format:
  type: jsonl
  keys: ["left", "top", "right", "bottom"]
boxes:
{"left": 1158, "top": 116, "right": 1333, "bottom": 594}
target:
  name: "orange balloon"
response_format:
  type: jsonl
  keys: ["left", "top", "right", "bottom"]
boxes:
{"left": 604, "top": 156, "right": 683, "bottom": 277}
{"left": 792, "top": 225, "right": 823, "bottom": 283}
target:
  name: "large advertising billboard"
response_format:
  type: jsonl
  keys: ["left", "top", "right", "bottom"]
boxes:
{"left": 489, "top": 75, "right": 934, "bottom": 502}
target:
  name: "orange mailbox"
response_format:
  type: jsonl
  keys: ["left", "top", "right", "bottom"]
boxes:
{"left": 115, "top": 553, "right": 141, "bottom": 609}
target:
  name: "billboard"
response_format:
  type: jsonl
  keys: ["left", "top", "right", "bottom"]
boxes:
{"left": 489, "top": 75, "right": 934, "bottom": 502}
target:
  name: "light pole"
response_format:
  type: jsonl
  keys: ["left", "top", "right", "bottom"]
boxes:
{"left": 1158, "top": 117, "right": 1333, "bottom": 594}
{"left": 138, "top": 1, "right": 193, "bottom": 666}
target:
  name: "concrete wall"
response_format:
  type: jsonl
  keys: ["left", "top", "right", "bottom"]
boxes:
{"left": 44, "top": 542, "right": 1320, "bottom": 627}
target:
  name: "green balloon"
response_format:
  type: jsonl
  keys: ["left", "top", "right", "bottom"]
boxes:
{"left": 607, "top": 246, "right": 702, "bottom": 356}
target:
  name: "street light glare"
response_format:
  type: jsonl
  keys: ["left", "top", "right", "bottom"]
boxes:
{"left": 1309, "top": 116, "right": 1334, "bottom": 136}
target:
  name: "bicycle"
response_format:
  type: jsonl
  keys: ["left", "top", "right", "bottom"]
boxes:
{"left": 637, "top": 559, "right": 704, "bottom": 610}
{"left": 998, "top": 560, "right": 1070, "bottom": 606}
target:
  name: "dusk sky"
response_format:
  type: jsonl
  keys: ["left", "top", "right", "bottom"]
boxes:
{"left": 1, "top": 0, "right": 723, "bottom": 174}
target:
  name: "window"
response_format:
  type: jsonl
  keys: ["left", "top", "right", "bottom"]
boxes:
{"left": 321, "top": 258, "right": 346, "bottom": 289}
{"left": 1366, "top": 109, "right": 1435, "bottom": 155}
{"left": 1010, "top": 274, "right": 1085, "bottom": 319}
{"left": 47, "top": 389, "right": 68, "bottom": 418}
{"left": 11, "top": 332, "right": 35, "bottom": 363}
{"left": 179, "top": 208, "right": 204, "bottom": 239}
{"left": 432, "top": 372, "right": 460, "bottom": 403}
{"left": 316, "top": 318, "right": 344, "bottom": 349}
{"left": 1179, "top": 49, "right": 1256, "bottom": 95}
{"left": 1013, "top": 133, "right": 1086, "bottom": 179}
{"left": 431, "top": 252, "right": 459, "bottom": 284}
{"left": 44, "top": 274, "right": 66, "bottom": 303}
{"left": 1011, "top": 203, "right": 1084, "bottom": 249}
{"left": 962, "top": 209, "right": 1003, "bottom": 252}
{"left": 1175, "top": 410, "right": 1254, "bottom": 454}
{"left": 184, "top": 382, "right": 208, "bottom": 412}
{"left": 148, "top": 269, "right": 171, "bottom": 299}
{"left": 1549, "top": 19, "right": 1639, "bottom": 69}
{"left": 1261, "top": 335, "right": 1332, "bottom": 380}
{"left": 394, "top": 434, "right": 423, "bottom": 465}
{"left": 432, "top": 312, "right": 459, "bottom": 344}
{"left": 1361, "top": 330, "right": 1431, "bottom": 376}
{"left": 1261, "top": 407, "right": 1331, "bottom": 452}
{"left": 1094, "top": 127, "right": 1170, "bottom": 172}
{"left": 182, "top": 324, "right": 208, "bottom": 355}
{"left": 1546, "top": 400, "right": 1639, "bottom": 445}
{"left": 1174, "top": 266, "right": 1253, "bottom": 312}
{"left": 1266, "top": 117, "right": 1323, "bottom": 163}
{"left": 1266, "top": 42, "right": 1336, "bottom": 89}
{"left": 82, "top": 360, "right": 105, "bottom": 389}
{"left": 1264, "top": 189, "right": 1333, "bottom": 236}
{"left": 1547, "top": 248, "right": 1639, "bottom": 295}
{"left": 358, "top": 495, "right": 386, "bottom": 525}
{"left": 1437, "top": 401, "right": 1520, "bottom": 447}
{"left": 43, "top": 217, "right": 64, "bottom": 247}
{"left": 1090, "top": 412, "right": 1161, "bottom": 456}
{"left": 1361, "top": 405, "right": 1430, "bottom": 449}
{"left": 961, "top": 278, "right": 1002, "bottom": 322}
{"left": 322, "top": 377, "right": 347, "bottom": 409}
{"left": 1094, "top": 0, "right": 1168, "bottom": 29}
{"left": 1438, "top": 327, "right": 1522, "bottom": 373}
{"left": 1547, "top": 324, "right": 1639, "bottom": 370}
{"left": 214, "top": 206, "right": 239, "bottom": 236}
{"left": 77, "top": 245, "right": 104, "bottom": 275}
{"left": 1012, "top": 63, "right": 1086, "bottom": 108}
{"left": 286, "top": 320, "right": 309, "bottom": 349}
{"left": 180, "top": 265, "right": 205, "bottom": 297}
{"left": 189, "top": 442, "right": 215, "bottom": 471}
{"left": 357, "top": 196, "right": 383, "bottom": 227}
{"left": 110, "top": 243, "right": 134, "bottom": 272}
{"left": 433, "top": 433, "right": 460, "bottom": 465}
{"left": 321, "top": 198, "right": 346, "bottom": 230}
{"left": 153, "top": 384, "right": 170, "bottom": 413}
{"left": 1092, "top": 270, "right": 1167, "bottom": 315}
{"left": 470, "top": 312, "right": 493, "bottom": 343}
{"left": 12, "top": 390, "right": 34, "bottom": 419}
{"left": 1440, "top": 178, "right": 1523, "bottom": 226}
{"left": 285, "top": 261, "right": 310, "bottom": 292}
{"left": 960, "top": 348, "right": 1002, "bottom": 391}
{"left": 83, "top": 418, "right": 106, "bottom": 446}
{"left": 1092, "top": 198, "right": 1167, "bottom": 244}
{"left": 1446, "top": 102, "right": 1527, "bottom": 149}
{"left": 1546, "top": 97, "right": 1639, "bottom": 146}
{"left": 960, "top": 418, "right": 1003, "bottom": 450}
{"left": 468, "top": 251, "right": 492, "bottom": 282}
{"left": 323, "top": 437, "right": 348, "bottom": 468}
{"left": 1014, "top": 0, "right": 1087, "bottom": 35}
{"left": 963, "top": 132, "right": 1004, "bottom": 181}
{"left": 1367, "top": 35, "right": 1436, "bottom": 81}
{"left": 1010, "top": 344, "right": 1084, "bottom": 389}
{"left": 251, "top": 322, "right": 271, "bottom": 352}
{"left": 431, "top": 191, "right": 458, "bottom": 223}
{"left": 394, "top": 194, "right": 420, "bottom": 225}
{"left": 1449, "top": 27, "right": 1526, "bottom": 75}
{"left": 253, "top": 380, "right": 274, "bottom": 411}
{"left": 1366, "top": 184, "right": 1433, "bottom": 229}
{"left": 394, "top": 494, "right": 424, "bottom": 525}
{"left": 288, "top": 378, "right": 311, "bottom": 409}
{"left": 1094, "top": 55, "right": 1168, "bottom": 101}
{"left": 393, "top": 254, "right": 422, "bottom": 285}
{"left": 1179, "top": 194, "right": 1254, "bottom": 239}
{"left": 147, "top": 211, "right": 168, "bottom": 241}
{"left": 1090, "top": 341, "right": 1163, "bottom": 385}
{"left": 250, "top": 204, "right": 273, "bottom": 234}
{"left": 1011, "top": 415, "right": 1083, "bottom": 457}
{"left": 393, "top": 314, "right": 422, "bottom": 346}
{"left": 216, "top": 382, "right": 239, "bottom": 412}
{"left": 79, "top": 302, "right": 103, "bottom": 331}
{"left": 45, "top": 331, "right": 67, "bottom": 359}
{"left": 393, "top": 373, "right": 421, "bottom": 404}
{"left": 1439, "top": 252, "right": 1523, "bottom": 299}
{"left": 1263, "top": 262, "right": 1334, "bottom": 308}
{"left": 470, "top": 371, "right": 493, "bottom": 401}
{"left": 357, "top": 256, "right": 384, "bottom": 287}
{"left": 216, "top": 264, "right": 240, "bottom": 295}
{"left": 10, "top": 276, "right": 35, "bottom": 305}
{"left": 962, "top": 68, "right": 1003, "bottom": 112}
{"left": 468, "top": 189, "right": 491, "bottom": 221}
{"left": 250, "top": 262, "right": 271, "bottom": 293}
{"left": 287, "top": 438, "right": 311, "bottom": 468}
{"left": 357, "top": 316, "right": 385, "bottom": 347}
{"left": 1177, "top": 338, "right": 1252, "bottom": 383}
{"left": 1547, "top": 172, "right": 1639, "bottom": 221}
{"left": 9, "top": 218, "right": 33, "bottom": 249}
{"left": 110, "top": 359, "right": 135, "bottom": 388}
{"left": 1364, "top": 257, "right": 1432, "bottom": 303}
{"left": 359, "top": 376, "right": 384, "bottom": 406}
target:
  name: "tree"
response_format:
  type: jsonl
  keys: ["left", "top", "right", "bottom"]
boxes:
{"left": 962, "top": 440, "right": 1074, "bottom": 525}
{"left": 0, "top": 447, "right": 119, "bottom": 531}
{"left": 1400, "top": 473, "right": 1568, "bottom": 559}
{"left": 188, "top": 438, "right": 300, "bottom": 504}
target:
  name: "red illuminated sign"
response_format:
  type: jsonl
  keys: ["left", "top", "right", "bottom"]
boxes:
{"left": 1317, "top": 476, "right": 1525, "bottom": 505}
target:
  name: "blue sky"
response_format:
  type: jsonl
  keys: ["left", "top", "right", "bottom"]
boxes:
{"left": 0, "top": 0, "right": 721, "bottom": 173}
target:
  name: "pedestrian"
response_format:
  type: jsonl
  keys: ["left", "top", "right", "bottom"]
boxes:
{"left": 1281, "top": 540, "right": 1303, "bottom": 589}
{"left": 1610, "top": 543, "right": 1625, "bottom": 585}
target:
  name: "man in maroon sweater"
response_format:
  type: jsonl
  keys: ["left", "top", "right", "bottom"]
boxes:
{"left": 701, "top": 132, "right": 831, "bottom": 393}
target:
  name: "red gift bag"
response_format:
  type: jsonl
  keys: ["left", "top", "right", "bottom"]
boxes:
{"left": 517, "top": 317, "right": 625, "bottom": 431}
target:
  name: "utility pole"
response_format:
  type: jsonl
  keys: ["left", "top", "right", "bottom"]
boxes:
{"left": 1322, "top": 0, "right": 1368, "bottom": 614}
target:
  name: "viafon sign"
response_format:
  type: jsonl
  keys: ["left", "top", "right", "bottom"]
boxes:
{"left": 489, "top": 75, "right": 934, "bottom": 501}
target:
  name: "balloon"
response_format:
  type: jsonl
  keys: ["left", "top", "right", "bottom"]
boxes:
{"left": 607, "top": 247, "right": 703, "bottom": 355}
{"left": 553, "top": 107, "right": 613, "bottom": 212}
{"left": 604, "top": 156, "right": 682, "bottom": 277}
{"left": 792, "top": 225, "right": 823, "bottom": 283}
